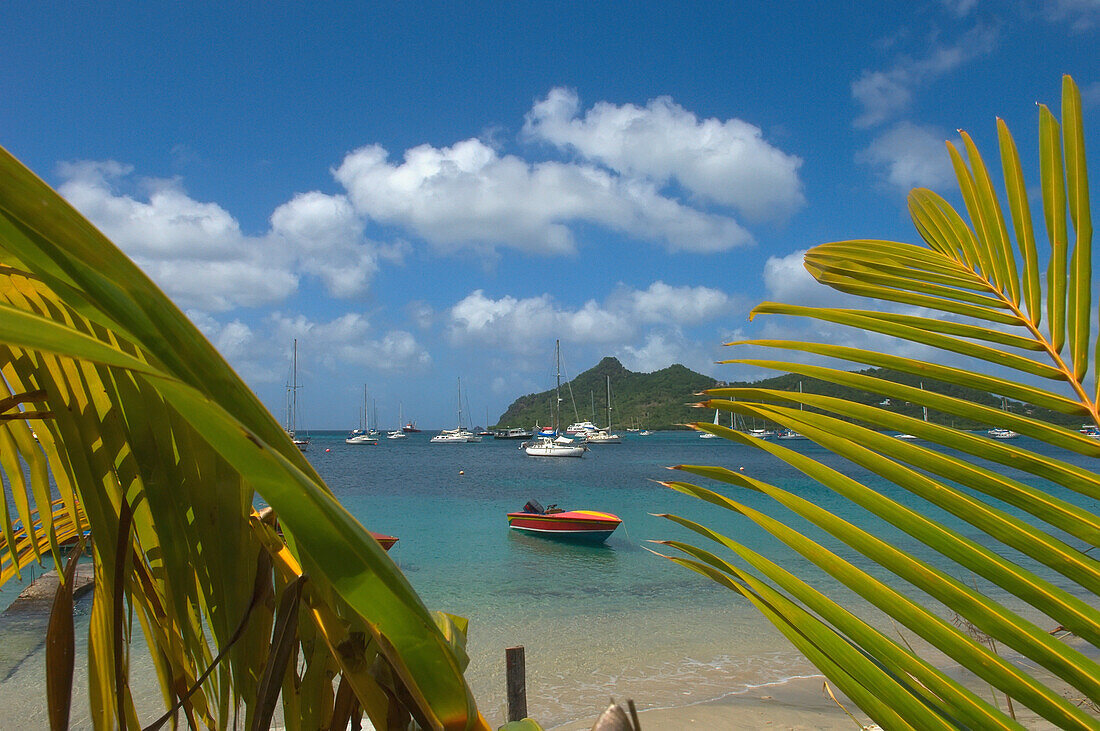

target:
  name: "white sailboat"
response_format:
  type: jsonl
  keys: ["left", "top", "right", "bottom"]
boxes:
{"left": 699, "top": 408, "right": 719, "bottom": 438}
{"left": 777, "top": 381, "right": 809, "bottom": 440}
{"left": 586, "top": 375, "right": 621, "bottom": 444}
{"left": 285, "top": 339, "right": 309, "bottom": 452}
{"left": 387, "top": 403, "right": 408, "bottom": 439}
{"left": 432, "top": 378, "right": 480, "bottom": 443}
{"left": 524, "top": 340, "right": 587, "bottom": 457}
{"left": 347, "top": 385, "right": 379, "bottom": 445}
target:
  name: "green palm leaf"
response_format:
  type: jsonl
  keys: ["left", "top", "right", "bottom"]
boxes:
{"left": 668, "top": 76, "right": 1100, "bottom": 728}
{"left": 0, "top": 143, "right": 489, "bottom": 728}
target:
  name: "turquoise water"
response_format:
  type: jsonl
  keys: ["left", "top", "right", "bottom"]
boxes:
{"left": 1, "top": 430, "right": 1096, "bottom": 727}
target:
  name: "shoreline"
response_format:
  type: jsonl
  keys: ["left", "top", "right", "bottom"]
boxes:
{"left": 549, "top": 673, "right": 872, "bottom": 731}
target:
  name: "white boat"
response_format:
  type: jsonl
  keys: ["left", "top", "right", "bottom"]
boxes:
{"left": 988, "top": 427, "right": 1019, "bottom": 440}
{"left": 699, "top": 408, "right": 719, "bottom": 438}
{"left": 585, "top": 376, "right": 621, "bottom": 444}
{"left": 894, "top": 433, "right": 919, "bottom": 440}
{"left": 432, "top": 378, "right": 480, "bottom": 443}
{"left": 639, "top": 429, "right": 652, "bottom": 436}
{"left": 747, "top": 428, "right": 774, "bottom": 439}
{"left": 285, "top": 339, "right": 309, "bottom": 452}
{"left": 524, "top": 340, "right": 588, "bottom": 458}
{"left": 565, "top": 420, "right": 599, "bottom": 436}
{"left": 347, "top": 385, "right": 379, "bottom": 445}
{"left": 387, "top": 404, "right": 408, "bottom": 439}
{"left": 431, "top": 428, "right": 476, "bottom": 443}
{"left": 776, "top": 429, "right": 808, "bottom": 440}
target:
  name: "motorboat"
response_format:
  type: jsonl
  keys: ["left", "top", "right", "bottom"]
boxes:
{"left": 988, "top": 427, "right": 1019, "bottom": 440}
{"left": 564, "top": 420, "right": 599, "bottom": 436}
{"left": 431, "top": 428, "right": 478, "bottom": 443}
{"left": 494, "top": 427, "right": 532, "bottom": 439}
{"left": 402, "top": 421, "right": 421, "bottom": 433}
{"left": 386, "top": 430, "right": 407, "bottom": 440}
{"left": 371, "top": 532, "right": 398, "bottom": 551}
{"left": 776, "top": 429, "right": 808, "bottom": 440}
{"left": 894, "top": 433, "right": 919, "bottom": 440}
{"left": 507, "top": 500, "right": 621, "bottom": 543}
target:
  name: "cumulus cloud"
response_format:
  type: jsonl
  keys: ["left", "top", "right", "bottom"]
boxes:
{"left": 270, "top": 313, "right": 431, "bottom": 372}
{"left": 333, "top": 139, "right": 751, "bottom": 255}
{"left": 615, "top": 331, "right": 721, "bottom": 376}
{"left": 447, "top": 282, "right": 734, "bottom": 350}
{"left": 852, "top": 25, "right": 998, "bottom": 128}
{"left": 523, "top": 88, "right": 805, "bottom": 222}
{"left": 57, "top": 161, "right": 388, "bottom": 312}
{"left": 763, "top": 250, "right": 860, "bottom": 309}
{"left": 856, "top": 122, "right": 957, "bottom": 191}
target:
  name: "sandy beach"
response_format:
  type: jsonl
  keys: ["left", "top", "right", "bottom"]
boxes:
{"left": 552, "top": 674, "right": 871, "bottom": 730}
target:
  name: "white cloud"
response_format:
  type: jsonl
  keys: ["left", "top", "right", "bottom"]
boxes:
{"left": 447, "top": 282, "right": 735, "bottom": 351}
{"left": 523, "top": 88, "right": 805, "bottom": 222}
{"left": 616, "top": 281, "right": 732, "bottom": 325}
{"left": 615, "top": 331, "right": 720, "bottom": 376}
{"left": 763, "top": 250, "right": 859, "bottom": 309}
{"left": 269, "top": 191, "right": 379, "bottom": 298}
{"left": 857, "top": 122, "right": 957, "bottom": 191}
{"left": 1043, "top": 0, "right": 1100, "bottom": 31}
{"left": 268, "top": 313, "right": 431, "bottom": 374}
{"left": 852, "top": 25, "right": 998, "bottom": 128}
{"left": 333, "top": 138, "right": 752, "bottom": 255}
{"left": 448, "top": 290, "right": 628, "bottom": 348}
{"left": 940, "top": 0, "right": 979, "bottom": 16}
{"left": 57, "top": 162, "right": 389, "bottom": 312}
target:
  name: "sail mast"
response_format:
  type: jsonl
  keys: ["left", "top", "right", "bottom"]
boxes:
{"left": 555, "top": 339, "right": 561, "bottom": 432}
{"left": 606, "top": 375, "right": 613, "bottom": 432}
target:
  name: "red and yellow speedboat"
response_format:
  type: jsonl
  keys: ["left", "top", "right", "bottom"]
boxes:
{"left": 507, "top": 500, "right": 621, "bottom": 543}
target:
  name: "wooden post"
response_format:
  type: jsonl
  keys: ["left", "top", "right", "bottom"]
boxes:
{"left": 505, "top": 645, "right": 527, "bottom": 721}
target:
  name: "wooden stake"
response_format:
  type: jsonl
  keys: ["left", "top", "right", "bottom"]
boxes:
{"left": 506, "top": 645, "right": 527, "bottom": 721}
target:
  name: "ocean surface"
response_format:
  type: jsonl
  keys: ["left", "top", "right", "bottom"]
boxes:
{"left": 1, "top": 429, "right": 1096, "bottom": 728}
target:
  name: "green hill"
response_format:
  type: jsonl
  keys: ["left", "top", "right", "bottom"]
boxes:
{"left": 495, "top": 357, "right": 716, "bottom": 431}
{"left": 494, "top": 358, "right": 1085, "bottom": 431}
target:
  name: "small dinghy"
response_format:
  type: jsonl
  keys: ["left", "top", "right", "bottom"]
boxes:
{"left": 507, "top": 500, "right": 621, "bottom": 543}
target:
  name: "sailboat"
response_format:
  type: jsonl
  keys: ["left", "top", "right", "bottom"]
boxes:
{"left": 523, "top": 341, "right": 587, "bottom": 457}
{"left": 586, "top": 376, "right": 621, "bottom": 444}
{"left": 895, "top": 381, "right": 927, "bottom": 440}
{"left": 699, "top": 408, "right": 719, "bottom": 438}
{"left": 432, "top": 378, "right": 480, "bottom": 443}
{"left": 777, "top": 381, "right": 810, "bottom": 440}
{"left": 285, "top": 339, "right": 309, "bottom": 452}
{"left": 387, "top": 403, "right": 408, "bottom": 439}
{"left": 347, "top": 385, "right": 379, "bottom": 445}
{"left": 988, "top": 396, "right": 1019, "bottom": 439}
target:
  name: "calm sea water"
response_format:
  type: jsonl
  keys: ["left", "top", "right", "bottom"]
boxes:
{"left": 1, "top": 430, "right": 1096, "bottom": 727}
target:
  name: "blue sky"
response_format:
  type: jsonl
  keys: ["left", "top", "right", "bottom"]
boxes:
{"left": 2, "top": 2, "right": 1097, "bottom": 429}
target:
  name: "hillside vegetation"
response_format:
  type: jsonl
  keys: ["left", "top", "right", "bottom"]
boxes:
{"left": 494, "top": 357, "right": 1087, "bottom": 431}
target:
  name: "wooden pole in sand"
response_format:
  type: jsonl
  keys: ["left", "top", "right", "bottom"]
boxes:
{"left": 505, "top": 645, "right": 527, "bottom": 721}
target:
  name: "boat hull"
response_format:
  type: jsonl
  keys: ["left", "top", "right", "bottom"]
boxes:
{"left": 507, "top": 510, "right": 621, "bottom": 543}
{"left": 524, "top": 442, "right": 586, "bottom": 457}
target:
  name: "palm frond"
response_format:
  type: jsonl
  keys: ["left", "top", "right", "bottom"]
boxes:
{"left": 669, "top": 75, "right": 1099, "bottom": 729}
